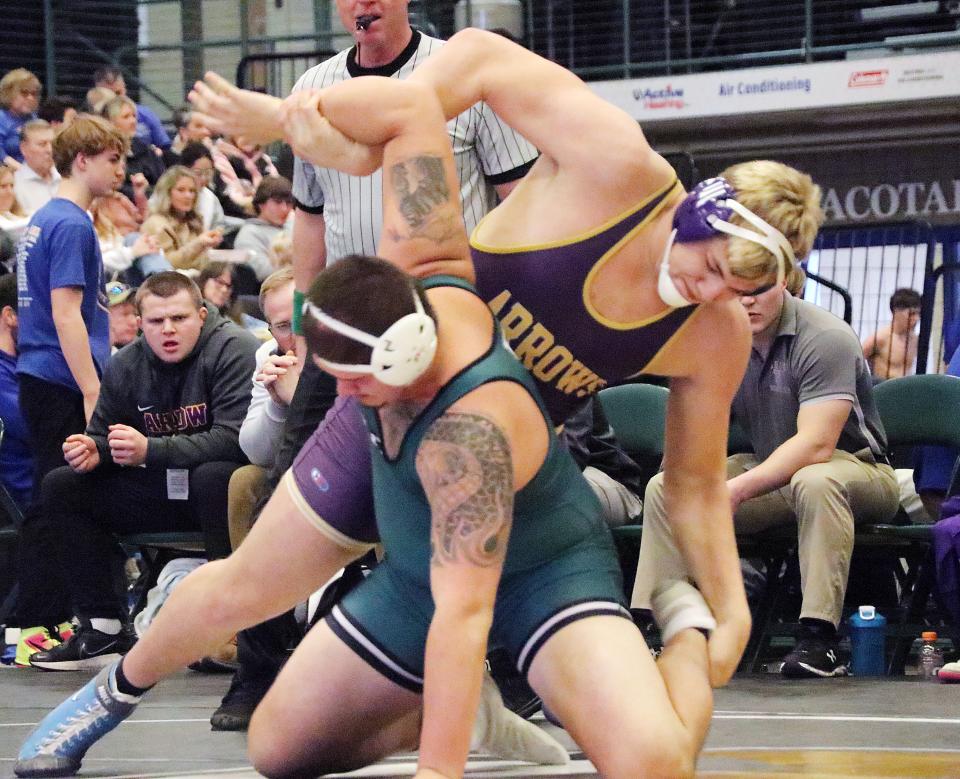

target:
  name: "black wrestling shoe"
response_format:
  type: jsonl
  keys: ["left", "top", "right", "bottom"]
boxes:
{"left": 780, "top": 637, "right": 849, "bottom": 678}
{"left": 30, "top": 621, "right": 135, "bottom": 672}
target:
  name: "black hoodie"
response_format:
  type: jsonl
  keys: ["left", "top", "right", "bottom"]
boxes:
{"left": 88, "top": 302, "right": 259, "bottom": 468}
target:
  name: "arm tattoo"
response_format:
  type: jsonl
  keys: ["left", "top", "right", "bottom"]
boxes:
{"left": 386, "top": 155, "right": 461, "bottom": 245}
{"left": 417, "top": 412, "right": 514, "bottom": 569}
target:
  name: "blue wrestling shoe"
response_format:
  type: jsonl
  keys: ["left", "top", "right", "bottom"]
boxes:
{"left": 15, "top": 662, "right": 140, "bottom": 777}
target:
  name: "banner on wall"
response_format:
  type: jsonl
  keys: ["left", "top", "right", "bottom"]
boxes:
{"left": 590, "top": 51, "right": 959, "bottom": 122}
{"left": 696, "top": 142, "right": 960, "bottom": 226}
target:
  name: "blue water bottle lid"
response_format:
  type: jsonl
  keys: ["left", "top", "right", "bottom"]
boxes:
{"left": 858, "top": 605, "right": 876, "bottom": 620}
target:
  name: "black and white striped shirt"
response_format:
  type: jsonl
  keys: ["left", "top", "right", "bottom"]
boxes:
{"left": 291, "top": 30, "right": 538, "bottom": 263}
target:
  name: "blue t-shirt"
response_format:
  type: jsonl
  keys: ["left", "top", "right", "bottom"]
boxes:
{"left": 0, "top": 109, "right": 31, "bottom": 163}
{"left": 0, "top": 349, "right": 33, "bottom": 509}
{"left": 15, "top": 198, "right": 110, "bottom": 391}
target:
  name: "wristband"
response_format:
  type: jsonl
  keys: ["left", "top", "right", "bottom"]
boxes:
{"left": 292, "top": 290, "right": 306, "bottom": 336}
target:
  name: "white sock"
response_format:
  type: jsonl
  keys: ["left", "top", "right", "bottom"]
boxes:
{"left": 470, "top": 671, "right": 569, "bottom": 765}
{"left": 90, "top": 618, "right": 122, "bottom": 635}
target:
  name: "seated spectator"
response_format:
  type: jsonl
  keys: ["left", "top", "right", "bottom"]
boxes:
{"left": 164, "top": 106, "right": 211, "bottom": 166}
{"left": 179, "top": 142, "right": 226, "bottom": 232}
{"left": 91, "top": 193, "right": 165, "bottom": 280}
{"left": 233, "top": 176, "right": 292, "bottom": 281}
{"left": 633, "top": 275, "right": 900, "bottom": 679}
{"left": 37, "top": 96, "right": 79, "bottom": 130}
{"left": 0, "top": 68, "right": 40, "bottom": 166}
{"left": 102, "top": 95, "right": 166, "bottom": 207}
{"left": 211, "top": 136, "right": 279, "bottom": 220}
{"left": 13, "top": 120, "right": 60, "bottom": 214}
{"left": 230, "top": 267, "right": 297, "bottom": 548}
{"left": 140, "top": 166, "right": 222, "bottom": 270}
{"left": 862, "top": 287, "right": 922, "bottom": 381}
{"left": 25, "top": 271, "right": 258, "bottom": 670}
{"left": 0, "top": 163, "right": 29, "bottom": 239}
{"left": 93, "top": 65, "right": 171, "bottom": 150}
{"left": 0, "top": 274, "right": 34, "bottom": 513}
{"left": 105, "top": 281, "right": 139, "bottom": 352}
{"left": 196, "top": 261, "right": 250, "bottom": 328}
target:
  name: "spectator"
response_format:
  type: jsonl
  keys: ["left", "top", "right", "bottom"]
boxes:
{"left": 196, "top": 261, "right": 245, "bottom": 326}
{"left": 102, "top": 95, "right": 166, "bottom": 199}
{"left": 0, "top": 68, "right": 40, "bottom": 165}
{"left": 862, "top": 287, "right": 922, "bottom": 381}
{"left": 233, "top": 176, "right": 292, "bottom": 281}
{"left": 13, "top": 115, "right": 128, "bottom": 666}
{"left": 37, "top": 96, "right": 79, "bottom": 130}
{"left": 633, "top": 276, "right": 900, "bottom": 679}
{"left": 90, "top": 192, "right": 164, "bottom": 279}
{"left": 26, "top": 271, "right": 258, "bottom": 670}
{"left": 178, "top": 141, "right": 226, "bottom": 232}
{"left": 229, "top": 267, "right": 297, "bottom": 548}
{"left": 0, "top": 274, "right": 33, "bottom": 513}
{"left": 140, "top": 165, "right": 222, "bottom": 270}
{"left": 0, "top": 163, "right": 28, "bottom": 238}
{"left": 93, "top": 65, "right": 171, "bottom": 150}
{"left": 211, "top": 136, "right": 278, "bottom": 219}
{"left": 165, "top": 106, "right": 211, "bottom": 166}
{"left": 13, "top": 120, "right": 60, "bottom": 214}
{"left": 105, "top": 281, "right": 139, "bottom": 352}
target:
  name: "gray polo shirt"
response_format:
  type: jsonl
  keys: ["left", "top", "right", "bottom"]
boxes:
{"left": 732, "top": 293, "right": 888, "bottom": 462}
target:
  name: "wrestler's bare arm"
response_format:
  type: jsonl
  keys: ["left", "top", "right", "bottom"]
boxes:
{"left": 406, "top": 28, "right": 675, "bottom": 187}
{"left": 415, "top": 410, "right": 515, "bottom": 779}
{"left": 657, "top": 303, "right": 753, "bottom": 686}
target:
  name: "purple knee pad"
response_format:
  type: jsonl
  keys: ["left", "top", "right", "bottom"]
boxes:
{"left": 291, "top": 396, "right": 379, "bottom": 544}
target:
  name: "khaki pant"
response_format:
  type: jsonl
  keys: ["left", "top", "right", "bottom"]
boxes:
{"left": 631, "top": 450, "right": 900, "bottom": 627}
{"left": 227, "top": 464, "right": 272, "bottom": 551}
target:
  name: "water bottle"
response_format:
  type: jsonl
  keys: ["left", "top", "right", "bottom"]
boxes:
{"left": 848, "top": 605, "right": 887, "bottom": 676}
{"left": 918, "top": 631, "right": 944, "bottom": 681}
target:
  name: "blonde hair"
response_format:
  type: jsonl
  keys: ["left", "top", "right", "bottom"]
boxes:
{"left": 259, "top": 266, "right": 294, "bottom": 312}
{"left": 785, "top": 262, "right": 807, "bottom": 297}
{"left": 0, "top": 165, "right": 26, "bottom": 217}
{"left": 101, "top": 94, "right": 136, "bottom": 123}
{"left": 52, "top": 114, "right": 129, "bottom": 177}
{"left": 0, "top": 68, "right": 41, "bottom": 110}
{"left": 150, "top": 165, "right": 203, "bottom": 232}
{"left": 90, "top": 194, "right": 121, "bottom": 240}
{"left": 85, "top": 86, "right": 116, "bottom": 115}
{"left": 719, "top": 160, "right": 824, "bottom": 281}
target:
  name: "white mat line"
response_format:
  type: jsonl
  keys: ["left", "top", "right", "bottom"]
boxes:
{"left": 704, "top": 746, "right": 960, "bottom": 754}
{"left": 713, "top": 713, "right": 960, "bottom": 725}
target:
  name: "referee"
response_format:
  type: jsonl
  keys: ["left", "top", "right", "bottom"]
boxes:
{"left": 210, "top": 0, "right": 538, "bottom": 731}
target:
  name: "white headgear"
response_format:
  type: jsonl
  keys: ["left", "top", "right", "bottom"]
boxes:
{"left": 303, "top": 289, "right": 437, "bottom": 387}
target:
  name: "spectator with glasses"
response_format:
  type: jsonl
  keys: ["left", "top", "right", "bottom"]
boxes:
{"left": 230, "top": 267, "right": 298, "bottom": 547}
{"left": 104, "top": 282, "right": 139, "bottom": 352}
{"left": 179, "top": 142, "right": 226, "bottom": 232}
{"left": 0, "top": 68, "right": 41, "bottom": 166}
{"left": 234, "top": 176, "right": 293, "bottom": 282}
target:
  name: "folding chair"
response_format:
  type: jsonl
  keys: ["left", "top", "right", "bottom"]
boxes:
{"left": 596, "top": 383, "right": 669, "bottom": 565}
{"left": 861, "top": 374, "right": 960, "bottom": 673}
{"left": 120, "top": 532, "right": 207, "bottom": 616}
